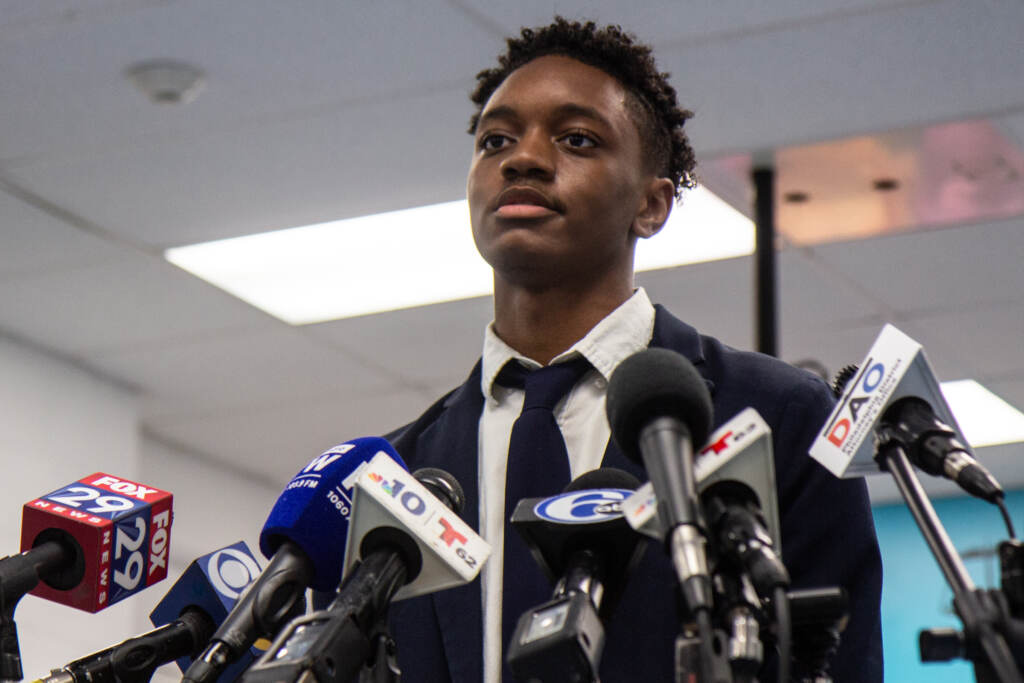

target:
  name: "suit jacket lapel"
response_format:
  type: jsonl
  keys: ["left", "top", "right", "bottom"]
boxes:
{"left": 413, "top": 363, "right": 485, "bottom": 683}
{"left": 600, "top": 305, "right": 715, "bottom": 468}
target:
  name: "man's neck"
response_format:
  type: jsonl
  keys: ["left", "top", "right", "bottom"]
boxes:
{"left": 491, "top": 277, "right": 634, "bottom": 365}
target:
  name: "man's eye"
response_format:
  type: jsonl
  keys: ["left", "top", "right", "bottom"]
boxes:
{"left": 562, "top": 132, "right": 596, "bottom": 148}
{"left": 480, "top": 134, "right": 510, "bottom": 151}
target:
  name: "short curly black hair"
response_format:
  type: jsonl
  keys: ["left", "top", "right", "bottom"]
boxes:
{"left": 468, "top": 17, "right": 697, "bottom": 198}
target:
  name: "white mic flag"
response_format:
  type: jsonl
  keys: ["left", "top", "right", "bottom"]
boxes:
{"left": 622, "top": 407, "right": 779, "bottom": 547}
{"left": 342, "top": 453, "right": 491, "bottom": 601}
{"left": 809, "top": 323, "right": 967, "bottom": 478}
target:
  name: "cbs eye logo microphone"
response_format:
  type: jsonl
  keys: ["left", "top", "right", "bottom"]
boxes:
{"left": 206, "top": 546, "right": 262, "bottom": 600}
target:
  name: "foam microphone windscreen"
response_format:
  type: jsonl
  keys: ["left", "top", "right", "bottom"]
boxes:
{"left": 258, "top": 436, "right": 408, "bottom": 591}
{"left": 563, "top": 467, "right": 641, "bottom": 493}
{"left": 606, "top": 348, "right": 713, "bottom": 460}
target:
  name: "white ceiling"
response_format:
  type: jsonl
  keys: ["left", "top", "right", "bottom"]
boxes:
{"left": 2, "top": 0, "right": 1023, "bottom": 496}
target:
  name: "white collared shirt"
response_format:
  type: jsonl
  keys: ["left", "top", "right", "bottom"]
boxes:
{"left": 477, "top": 287, "right": 656, "bottom": 683}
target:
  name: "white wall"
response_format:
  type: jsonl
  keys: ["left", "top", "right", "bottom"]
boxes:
{"left": 0, "top": 334, "right": 282, "bottom": 680}
{"left": 0, "top": 334, "right": 143, "bottom": 676}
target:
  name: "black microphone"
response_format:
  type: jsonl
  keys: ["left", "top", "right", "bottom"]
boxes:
{"left": 813, "top": 325, "right": 1004, "bottom": 503}
{"left": 35, "top": 541, "right": 267, "bottom": 683}
{"left": 241, "top": 465, "right": 486, "bottom": 683}
{"left": 704, "top": 481, "right": 788, "bottom": 592}
{"left": 881, "top": 396, "right": 1003, "bottom": 503}
{"left": 505, "top": 468, "right": 644, "bottom": 683}
{"left": 33, "top": 608, "right": 214, "bottom": 683}
{"left": 184, "top": 438, "right": 408, "bottom": 683}
{"left": 605, "top": 348, "right": 714, "bottom": 614}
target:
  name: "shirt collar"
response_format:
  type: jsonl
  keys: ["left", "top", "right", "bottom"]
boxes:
{"left": 480, "top": 287, "right": 656, "bottom": 401}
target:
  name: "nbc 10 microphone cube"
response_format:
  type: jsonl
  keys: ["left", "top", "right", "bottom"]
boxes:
{"left": 20, "top": 472, "right": 173, "bottom": 612}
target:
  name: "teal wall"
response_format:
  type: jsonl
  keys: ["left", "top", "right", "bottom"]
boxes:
{"left": 872, "top": 489, "right": 1024, "bottom": 681}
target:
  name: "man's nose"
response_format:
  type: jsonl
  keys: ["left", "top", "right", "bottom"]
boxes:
{"left": 500, "top": 130, "right": 554, "bottom": 180}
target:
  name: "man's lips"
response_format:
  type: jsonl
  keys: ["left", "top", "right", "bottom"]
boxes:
{"left": 493, "top": 187, "right": 559, "bottom": 218}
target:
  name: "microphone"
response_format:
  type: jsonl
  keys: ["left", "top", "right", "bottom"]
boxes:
{"left": 341, "top": 456, "right": 488, "bottom": 600}
{"left": 184, "top": 437, "right": 407, "bottom": 683}
{"left": 2, "top": 474, "right": 172, "bottom": 682}
{"left": 505, "top": 468, "right": 644, "bottom": 683}
{"left": 16, "top": 473, "right": 174, "bottom": 611}
{"left": 241, "top": 458, "right": 489, "bottom": 683}
{"left": 605, "top": 348, "right": 714, "bottom": 614}
{"left": 810, "top": 323, "right": 1003, "bottom": 502}
{"left": 33, "top": 612, "right": 213, "bottom": 683}
{"left": 623, "top": 407, "right": 779, "bottom": 546}
{"left": 623, "top": 408, "right": 788, "bottom": 601}
{"left": 36, "top": 541, "right": 263, "bottom": 683}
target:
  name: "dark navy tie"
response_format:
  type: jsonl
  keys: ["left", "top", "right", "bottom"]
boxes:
{"left": 497, "top": 355, "right": 593, "bottom": 669}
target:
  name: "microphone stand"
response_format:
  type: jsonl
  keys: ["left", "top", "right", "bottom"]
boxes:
{"left": 787, "top": 587, "right": 846, "bottom": 683}
{"left": 358, "top": 611, "right": 401, "bottom": 683}
{"left": 1, "top": 542, "right": 70, "bottom": 682}
{"left": 875, "top": 428, "right": 1023, "bottom": 683}
{"left": 241, "top": 550, "right": 407, "bottom": 683}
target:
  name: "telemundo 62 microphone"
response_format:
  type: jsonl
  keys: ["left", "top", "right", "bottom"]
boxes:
{"left": 505, "top": 468, "right": 644, "bottom": 683}
{"left": 183, "top": 437, "right": 407, "bottom": 683}
{"left": 1, "top": 474, "right": 172, "bottom": 681}
{"left": 810, "top": 323, "right": 1003, "bottom": 503}
{"left": 623, "top": 407, "right": 789, "bottom": 602}
{"left": 241, "top": 455, "right": 490, "bottom": 683}
{"left": 34, "top": 541, "right": 263, "bottom": 683}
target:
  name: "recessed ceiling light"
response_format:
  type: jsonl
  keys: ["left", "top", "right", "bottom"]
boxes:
{"left": 125, "top": 60, "right": 205, "bottom": 104}
{"left": 940, "top": 380, "right": 1024, "bottom": 448}
{"left": 165, "top": 186, "right": 754, "bottom": 325}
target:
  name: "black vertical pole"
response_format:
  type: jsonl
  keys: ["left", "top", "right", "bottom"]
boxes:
{"left": 752, "top": 166, "right": 777, "bottom": 357}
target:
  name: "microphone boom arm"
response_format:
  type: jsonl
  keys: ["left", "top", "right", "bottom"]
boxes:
{"left": 875, "top": 431, "right": 1022, "bottom": 683}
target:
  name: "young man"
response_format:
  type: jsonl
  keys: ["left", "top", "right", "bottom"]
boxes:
{"left": 388, "top": 18, "right": 882, "bottom": 682}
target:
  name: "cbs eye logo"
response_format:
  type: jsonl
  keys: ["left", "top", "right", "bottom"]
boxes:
{"left": 534, "top": 489, "right": 631, "bottom": 524}
{"left": 206, "top": 547, "right": 262, "bottom": 599}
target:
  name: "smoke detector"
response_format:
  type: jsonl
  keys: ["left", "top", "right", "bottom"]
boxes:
{"left": 125, "top": 60, "right": 205, "bottom": 104}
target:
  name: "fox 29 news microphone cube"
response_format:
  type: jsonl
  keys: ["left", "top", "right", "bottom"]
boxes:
{"left": 20, "top": 472, "right": 173, "bottom": 612}
{"left": 150, "top": 541, "right": 265, "bottom": 678}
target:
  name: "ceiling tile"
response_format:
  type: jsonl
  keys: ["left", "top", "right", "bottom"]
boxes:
{"left": 5, "top": 88, "right": 472, "bottom": 248}
{"left": 457, "top": 0, "right": 914, "bottom": 47}
{"left": 903, "top": 304, "right": 1024, "bottom": 381}
{"left": 0, "top": 256, "right": 270, "bottom": 356}
{"left": 0, "top": 0, "right": 495, "bottom": 163}
{"left": 1000, "top": 112, "right": 1024, "bottom": 149}
{"left": 985, "top": 377, "right": 1024, "bottom": 413}
{"left": 87, "top": 325, "right": 402, "bottom": 419}
{"left": 778, "top": 247, "right": 886, "bottom": 332}
{"left": 772, "top": 319, "right": 892, "bottom": 384}
{"left": 0, "top": 1, "right": 158, "bottom": 31}
{"left": 0, "top": 187, "right": 135, "bottom": 277}
{"left": 146, "top": 388, "right": 437, "bottom": 483}
{"left": 811, "top": 217, "right": 1024, "bottom": 316}
{"left": 662, "top": 0, "right": 1024, "bottom": 156}
{"left": 305, "top": 295, "right": 493, "bottom": 388}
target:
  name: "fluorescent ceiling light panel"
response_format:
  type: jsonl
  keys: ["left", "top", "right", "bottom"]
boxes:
{"left": 940, "top": 380, "right": 1024, "bottom": 448}
{"left": 166, "top": 186, "right": 753, "bottom": 325}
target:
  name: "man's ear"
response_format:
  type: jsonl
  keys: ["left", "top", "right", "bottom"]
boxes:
{"left": 632, "top": 177, "right": 675, "bottom": 239}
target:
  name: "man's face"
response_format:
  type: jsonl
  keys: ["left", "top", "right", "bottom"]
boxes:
{"left": 467, "top": 55, "right": 659, "bottom": 289}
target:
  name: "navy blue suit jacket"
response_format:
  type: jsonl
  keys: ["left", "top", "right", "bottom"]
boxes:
{"left": 386, "top": 306, "right": 883, "bottom": 682}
